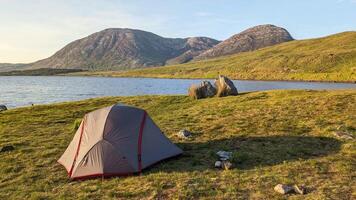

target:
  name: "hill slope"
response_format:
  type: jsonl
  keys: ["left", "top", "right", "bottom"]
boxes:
{"left": 103, "top": 31, "right": 356, "bottom": 82}
{"left": 0, "top": 90, "right": 355, "bottom": 199}
{"left": 194, "top": 24, "right": 293, "bottom": 60}
{"left": 29, "top": 28, "right": 219, "bottom": 70}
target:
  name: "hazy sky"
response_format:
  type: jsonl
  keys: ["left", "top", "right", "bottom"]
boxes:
{"left": 1, "top": 0, "right": 355, "bottom": 63}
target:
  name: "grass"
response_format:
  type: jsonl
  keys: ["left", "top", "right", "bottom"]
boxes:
{"left": 76, "top": 32, "right": 356, "bottom": 82}
{"left": 0, "top": 89, "right": 355, "bottom": 199}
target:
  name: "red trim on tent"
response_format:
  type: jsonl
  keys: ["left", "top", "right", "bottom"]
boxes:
{"left": 68, "top": 119, "right": 85, "bottom": 177}
{"left": 72, "top": 172, "right": 133, "bottom": 180}
{"left": 137, "top": 111, "right": 147, "bottom": 172}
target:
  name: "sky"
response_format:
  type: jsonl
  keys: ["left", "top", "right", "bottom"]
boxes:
{"left": 0, "top": 0, "right": 355, "bottom": 63}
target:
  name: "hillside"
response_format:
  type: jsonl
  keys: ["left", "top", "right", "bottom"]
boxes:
{"left": 194, "top": 24, "right": 293, "bottom": 60}
{"left": 97, "top": 31, "right": 356, "bottom": 82}
{"left": 29, "top": 28, "right": 219, "bottom": 70}
{"left": 0, "top": 90, "right": 355, "bottom": 199}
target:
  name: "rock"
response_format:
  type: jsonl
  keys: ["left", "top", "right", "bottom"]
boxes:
{"left": 215, "top": 161, "right": 222, "bottom": 168}
{"left": 216, "top": 151, "right": 232, "bottom": 161}
{"left": 214, "top": 75, "right": 238, "bottom": 97}
{"left": 274, "top": 184, "right": 294, "bottom": 195}
{"left": 177, "top": 129, "right": 192, "bottom": 139}
{"left": 222, "top": 161, "right": 233, "bottom": 170}
{"left": 293, "top": 185, "right": 306, "bottom": 195}
{"left": 333, "top": 131, "right": 354, "bottom": 140}
{"left": 188, "top": 81, "right": 217, "bottom": 99}
{"left": 0, "top": 105, "right": 7, "bottom": 112}
{"left": 0, "top": 145, "right": 15, "bottom": 153}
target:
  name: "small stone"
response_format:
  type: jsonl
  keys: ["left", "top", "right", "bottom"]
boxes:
{"left": 0, "top": 145, "right": 15, "bottom": 153}
{"left": 216, "top": 151, "right": 232, "bottom": 160}
{"left": 293, "top": 185, "right": 306, "bottom": 195}
{"left": 222, "top": 161, "right": 233, "bottom": 170}
{"left": 274, "top": 184, "right": 294, "bottom": 195}
{"left": 0, "top": 105, "right": 7, "bottom": 112}
{"left": 177, "top": 129, "right": 192, "bottom": 139}
{"left": 215, "top": 161, "right": 222, "bottom": 168}
{"left": 333, "top": 131, "right": 353, "bottom": 140}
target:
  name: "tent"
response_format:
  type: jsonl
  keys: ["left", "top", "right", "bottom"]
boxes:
{"left": 58, "top": 104, "right": 183, "bottom": 180}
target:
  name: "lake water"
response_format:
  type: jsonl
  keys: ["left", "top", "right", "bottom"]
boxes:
{"left": 0, "top": 76, "right": 355, "bottom": 108}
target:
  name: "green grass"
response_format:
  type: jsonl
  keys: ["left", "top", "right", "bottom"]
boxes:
{"left": 79, "top": 32, "right": 356, "bottom": 82}
{"left": 0, "top": 90, "right": 355, "bottom": 199}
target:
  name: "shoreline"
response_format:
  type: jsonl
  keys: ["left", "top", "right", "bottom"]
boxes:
{"left": 62, "top": 72, "right": 356, "bottom": 84}
{"left": 3, "top": 88, "right": 355, "bottom": 110}
{"left": 2, "top": 72, "right": 355, "bottom": 83}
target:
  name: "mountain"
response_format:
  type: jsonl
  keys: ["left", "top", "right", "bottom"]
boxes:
{"left": 29, "top": 28, "right": 219, "bottom": 70}
{"left": 194, "top": 24, "right": 293, "bottom": 60}
{"left": 111, "top": 31, "right": 356, "bottom": 82}
{"left": 7, "top": 25, "right": 294, "bottom": 71}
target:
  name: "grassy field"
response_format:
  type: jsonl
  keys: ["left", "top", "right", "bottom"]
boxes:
{"left": 0, "top": 90, "right": 355, "bottom": 199}
{"left": 75, "top": 32, "right": 356, "bottom": 82}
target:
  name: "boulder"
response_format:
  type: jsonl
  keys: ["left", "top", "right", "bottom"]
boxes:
{"left": 214, "top": 75, "right": 238, "bottom": 97}
{"left": 0, "top": 105, "right": 7, "bottom": 112}
{"left": 188, "top": 81, "right": 217, "bottom": 99}
{"left": 0, "top": 145, "right": 15, "bottom": 153}
{"left": 177, "top": 129, "right": 192, "bottom": 139}
{"left": 274, "top": 184, "right": 294, "bottom": 195}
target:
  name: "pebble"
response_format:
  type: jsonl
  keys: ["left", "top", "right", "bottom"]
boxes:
{"left": 274, "top": 184, "right": 294, "bottom": 195}
{"left": 177, "top": 129, "right": 192, "bottom": 139}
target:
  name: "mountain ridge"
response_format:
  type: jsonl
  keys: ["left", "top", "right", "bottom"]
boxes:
{"left": 29, "top": 28, "right": 220, "bottom": 70}
{"left": 97, "top": 31, "right": 356, "bottom": 82}
{"left": 22, "top": 24, "right": 293, "bottom": 71}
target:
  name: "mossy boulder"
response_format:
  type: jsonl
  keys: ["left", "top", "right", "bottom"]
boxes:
{"left": 188, "top": 81, "right": 217, "bottom": 99}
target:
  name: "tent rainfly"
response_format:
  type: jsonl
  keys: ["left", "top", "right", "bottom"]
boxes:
{"left": 58, "top": 104, "right": 183, "bottom": 180}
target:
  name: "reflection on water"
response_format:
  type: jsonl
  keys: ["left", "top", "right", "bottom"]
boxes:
{"left": 0, "top": 76, "right": 355, "bottom": 108}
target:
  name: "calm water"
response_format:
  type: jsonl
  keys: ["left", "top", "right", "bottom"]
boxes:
{"left": 0, "top": 76, "right": 355, "bottom": 108}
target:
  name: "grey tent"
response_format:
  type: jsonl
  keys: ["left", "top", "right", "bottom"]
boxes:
{"left": 58, "top": 104, "right": 183, "bottom": 180}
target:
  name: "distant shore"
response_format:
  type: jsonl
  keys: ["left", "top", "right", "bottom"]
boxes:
{"left": 1, "top": 67, "right": 355, "bottom": 83}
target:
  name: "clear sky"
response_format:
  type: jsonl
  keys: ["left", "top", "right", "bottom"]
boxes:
{"left": 0, "top": 0, "right": 355, "bottom": 63}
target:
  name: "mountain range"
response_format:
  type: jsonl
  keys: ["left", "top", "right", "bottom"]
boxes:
{"left": 111, "top": 31, "right": 355, "bottom": 82}
{"left": 1, "top": 24, "right": 294, "bottom": 71}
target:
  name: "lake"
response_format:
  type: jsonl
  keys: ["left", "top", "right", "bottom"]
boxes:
{"left": 0, "top": 76, "right": 355, "bottom": 108}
